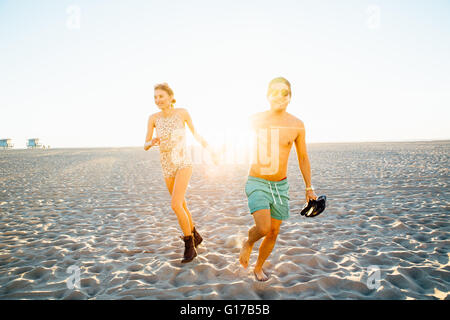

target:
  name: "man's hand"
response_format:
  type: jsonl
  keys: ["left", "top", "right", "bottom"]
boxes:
{"left": 306, "top": 190, "right": 318, "bottom": 203}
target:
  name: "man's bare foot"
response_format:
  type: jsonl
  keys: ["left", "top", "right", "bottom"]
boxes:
{"left": 239, "top": 240, "right": 253, "bottom": 268}
{"left": 253, "top": 268, "right": 269, "bottom": 282}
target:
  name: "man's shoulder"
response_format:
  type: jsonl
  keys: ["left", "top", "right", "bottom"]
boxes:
{"left": 285, "top": 112, "right": 304, "bottom": 128}
{"left": 249, "top": 111, "right": 266, "bottom": 120}
{"left": 248, "top": 111, "right": 265, "bottom": 126}
{"left": 249, "top": 111, "right": 304, "bottom": 128}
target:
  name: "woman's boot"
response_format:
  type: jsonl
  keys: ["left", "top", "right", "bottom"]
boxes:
{"left": 181, "top": 235, "right": 197, "bottom": 263}
{"left": 192, "top": 226, "right": 203, "bottom": 248}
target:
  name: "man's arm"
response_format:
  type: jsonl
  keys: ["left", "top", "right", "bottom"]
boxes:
{"left": 294, "top": 120, "right": 317, "bottom": 201}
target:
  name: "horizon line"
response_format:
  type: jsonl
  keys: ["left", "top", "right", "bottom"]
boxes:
{"left": 2, "top": 138, "right": 449, "bottom": 150}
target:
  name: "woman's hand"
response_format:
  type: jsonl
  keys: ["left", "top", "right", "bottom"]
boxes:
{"left": 144, "top": 138, "right": 160, "bottom": 151}
{"left": 204, "top": 144, "right": 220, "bottom": 165}
{"left": 210, "top": 150, "right": 220, "bottom": 166}
{"left": 152, "top": 137, "right": 160, "bottom": 146}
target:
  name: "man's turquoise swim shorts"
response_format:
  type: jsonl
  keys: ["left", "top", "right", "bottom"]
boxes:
{"left": 245, "top": 176, "right": 290, "bottom": 221}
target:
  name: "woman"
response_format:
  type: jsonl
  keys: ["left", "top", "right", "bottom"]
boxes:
{"left": 144, "top": 82, "right": 216, "bottom": 263}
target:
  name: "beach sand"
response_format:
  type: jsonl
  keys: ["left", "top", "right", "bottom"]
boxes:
{"left": 0, "top": 141, "right": 449, "bottom": 300}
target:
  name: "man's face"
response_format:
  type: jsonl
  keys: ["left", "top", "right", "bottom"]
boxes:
{"left": 267, "top": 82, "right": 291, "bottom": 111}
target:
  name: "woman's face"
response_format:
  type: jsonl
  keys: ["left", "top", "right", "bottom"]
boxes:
{"left": 267, "top": 82, "right": 291, "bottom": 111}
{"left": 154, "top": 89, "right": 172, "bottom": 110}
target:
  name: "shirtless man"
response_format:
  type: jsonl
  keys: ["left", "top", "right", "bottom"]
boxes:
{"left": 239, "top": 77, "right": 318, "bottom": 281}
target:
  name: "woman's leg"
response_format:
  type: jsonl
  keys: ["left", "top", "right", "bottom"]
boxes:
{"left": 164, "top": 176, "right": 194, "bottom": 231}
{"left": 170, "top": 167, "right": 193, "bottom": 236}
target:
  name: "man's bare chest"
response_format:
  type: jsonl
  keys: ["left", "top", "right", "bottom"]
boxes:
{"left": 253, "top": 125, "right": 298, "bottom": 150}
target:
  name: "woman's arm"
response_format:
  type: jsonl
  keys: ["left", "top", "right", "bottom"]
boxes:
{"left": 182, "top": 109, "right": 210, "bottom": 150}
{"left": 181, "top": 108, "right": 218, "bottom": 164}
{"left": 144, "top": 115, "right": 159, "bottom": 151}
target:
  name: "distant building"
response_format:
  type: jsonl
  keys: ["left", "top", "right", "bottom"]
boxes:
{"left": 0, "top": 139, "right": 14, "bottom": 149}
{"left": 27, "top": 138, "right": 43, "bottom": 149}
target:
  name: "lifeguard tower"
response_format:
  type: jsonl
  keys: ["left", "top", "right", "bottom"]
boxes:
{"left": 27, "top": 138, "right": 43, "bottom": 149}
{"left": 0, "top": 139, "right": 14, "bottom": 149}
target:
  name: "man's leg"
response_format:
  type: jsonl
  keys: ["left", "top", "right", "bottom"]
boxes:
{"left": 239, "top": 209, "right": 271, "bottom": 268}
{"left": 254, "top": 217, "right": 282, "bottom": 281}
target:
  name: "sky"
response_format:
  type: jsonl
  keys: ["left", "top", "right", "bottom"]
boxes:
{"left": 1, "top": 0, "right": 449, "bottom": 148}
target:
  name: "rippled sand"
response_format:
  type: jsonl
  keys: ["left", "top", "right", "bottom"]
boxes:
{"left": 0, "top": 142, "right": 449, "bottom": 300}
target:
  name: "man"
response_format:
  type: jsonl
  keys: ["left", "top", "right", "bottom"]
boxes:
{"left": 239, "top": 77, "right": 318, "bottom": 281}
